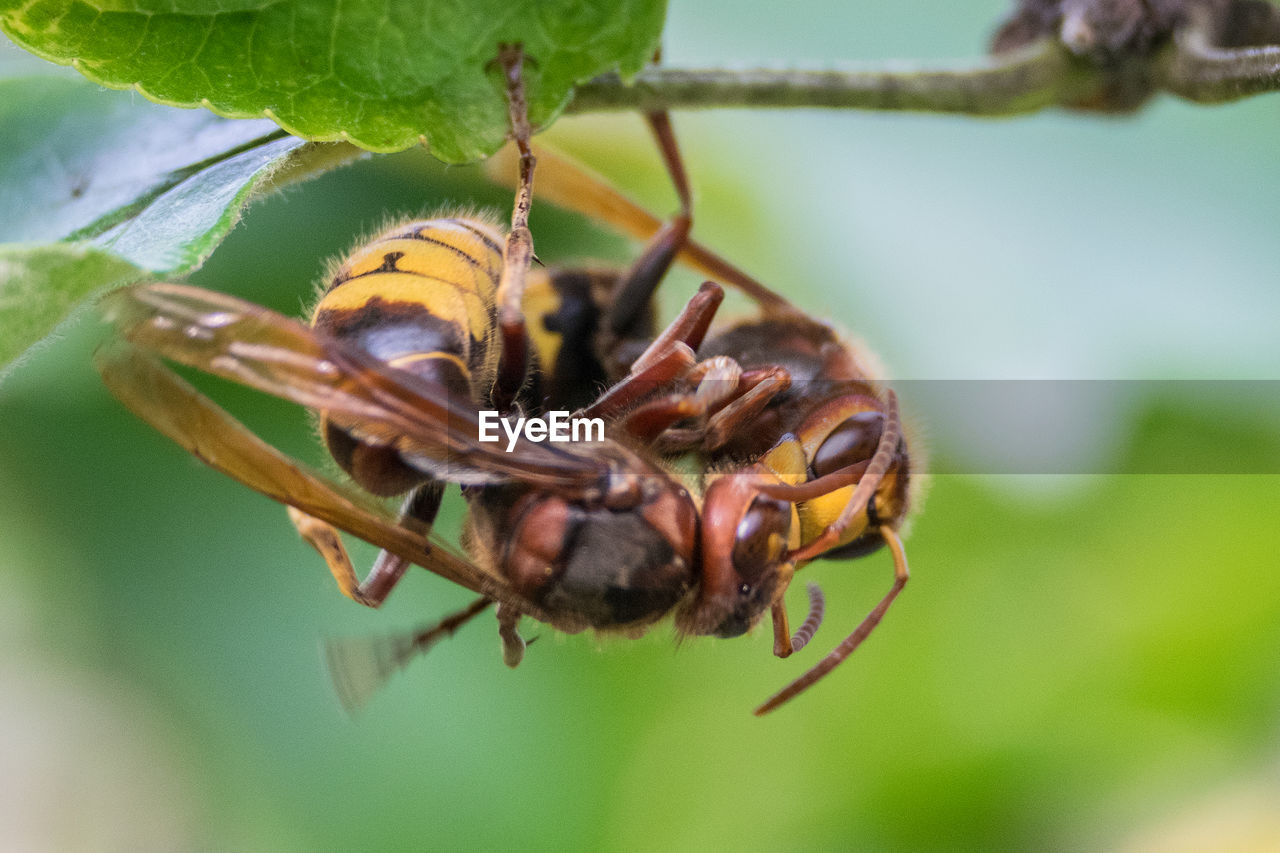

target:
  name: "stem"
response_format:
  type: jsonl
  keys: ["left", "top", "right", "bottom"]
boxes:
{"left": 569, "top": 41, "right": 1095, "bottom": 117}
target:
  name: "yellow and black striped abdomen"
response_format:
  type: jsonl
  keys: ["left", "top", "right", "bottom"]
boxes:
{"left": 311, "top": 217, "right": 505, "bottom": 495}
{"left": 313, "top": 218, "right": 505, "bottom": 397}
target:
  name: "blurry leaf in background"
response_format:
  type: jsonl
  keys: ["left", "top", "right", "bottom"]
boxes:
{"left": 0, "top": 77, "right": 299, "bottom": 253}
{"left": 0, "top": 243, "right": 140, "bottom": 382}
{"left": 0, "top": 75, "right": 306, "bottom": 378}
{"left": 1116, "top": 776, "right": 1280, "bottom": 853}
{"left": 0, "top": 472, "right": 298, "bottom": 851}
{"left": 0, "top": 0, "right": 667, "bottom": 161}
{"left": 0, "top": 651, "right": 205, "bottom": 850}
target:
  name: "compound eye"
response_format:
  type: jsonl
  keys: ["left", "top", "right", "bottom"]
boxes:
{"left": 730, "top": 495, "right": 792, "bottom": 585}
{"left": 811, "top": 411, "right": 884, "bottom": 478}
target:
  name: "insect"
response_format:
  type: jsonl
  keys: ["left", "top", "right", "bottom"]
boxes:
{"left": 91, "top": 46, "right": 803, "bottom": 711}
{"left": 96, "top": 44, "right": 917, "bottom": 715}
{"left": 628, "top": 310, "right": 915, "bottom": 715}
{"left": 97, "top": 47, "right": 720, "bottom": 672}
{"left": 481, "top": 131, "right": 919, "bottom": 714}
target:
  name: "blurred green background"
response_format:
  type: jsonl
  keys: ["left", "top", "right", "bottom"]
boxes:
{"left": 3, "top": 1, "right": 1280, "bottom": 850}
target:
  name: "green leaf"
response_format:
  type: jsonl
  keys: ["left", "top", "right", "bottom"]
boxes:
{"left": 0, "top": 0, "right": 668, "bottom": 162}
{"left": 0, "top": 74, "right": 310, "bottom": 380}
{"left": 0, "top": 76, "right": 306, "bottom": 270}
{"left": 0, "top": 242, "right": 142, "bottom": 381}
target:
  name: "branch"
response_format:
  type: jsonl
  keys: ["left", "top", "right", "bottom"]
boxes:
{"left": 568, "top": 41, "right": 1096, "bottom": 117}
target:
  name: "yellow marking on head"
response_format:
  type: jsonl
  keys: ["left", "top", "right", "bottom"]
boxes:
{"left": 760, "top": 435, "right": 808, "bottom": 484}
{"left": 797, "top": 468, "right": 908, "bottom": 549}
{"left": 797, "top": 485, "right": 865, "bottom": 548}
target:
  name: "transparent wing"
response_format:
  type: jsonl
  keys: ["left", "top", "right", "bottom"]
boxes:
{"left": 95, "top": 336, "right": 551, "bottom": 622}
{"left": 101, "top": 282, "right": 611, "bottom": 491}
